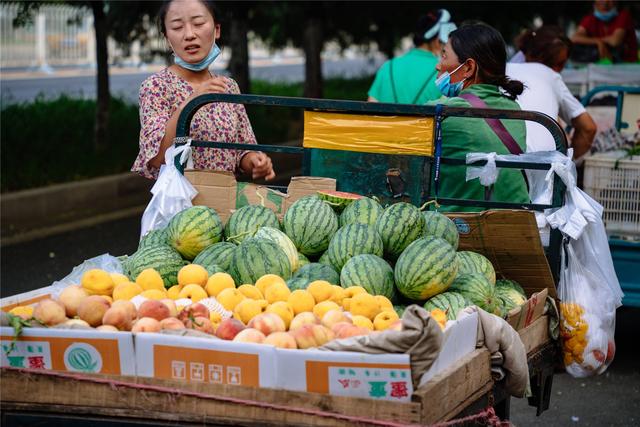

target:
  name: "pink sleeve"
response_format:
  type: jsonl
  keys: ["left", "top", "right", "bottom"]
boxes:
{"left": 227, "top": 79, "right": 258, "bottom": 171}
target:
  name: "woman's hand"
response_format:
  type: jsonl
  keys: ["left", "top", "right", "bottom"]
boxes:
{"left": 241, "top": 152, "right": 276, "bottom": 181}
{"left": 190, "top": 75, "right": 229, "bottom": 98}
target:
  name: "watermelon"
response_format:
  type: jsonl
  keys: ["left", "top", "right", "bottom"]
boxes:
{"left": 448, "top": 273, "right": 500, "bottom": 315}
{"left": 231, "top": 238, "right": 292, "bottom": 284}
{"left": 286, "top": 277, "right": 310, "bottom": 291}
{"left": 166, "top": 206, "right": 224, "bottom": 260}
{"left": 297, "top": 252, "right": 310, "bottom": 269}
{"left": 423, "top": 291, "right": 470, "bottom": 321}
{"left": 340, "top": 254, "right": 395, "bottom": 299}
{"left": 496, "top": 279, "right": 526, "bottom": 296}
{"left": 283, "top": 196, "right": 339, "bottom": 256}
{"left": 254, "top": 227, "right": 299, "bottom": 272}
{"left": 292, "top": 263, "right": 340, "bottom": 286}
{"left": 317, "top": 251, "right": 332, "bottom": 266}
{"left": 496, "top": 280, "right": 527, "bottom": 314}
{"left": 124, "top": 244, "right": 188, "bottom": 288}
{"left": 192, "top": 242, "right": 236, "bottom": 273}
{"left": 376, "top": 202, "right": 426, "bottom": 259}
{"left": 326, "top": 224, "right": 383, "bottom": 271}
{"left": 456, "top": 251, "right": 496, "bottom": 284}
{"left": 339, "top": 197, "right": 383, "bottom": 227}
{"left": 422, "top": 211, "right": 459, "bottom": 250}
{"left": 318, "top": 190, "right": 362, "bottom": 212}
{"left": 394, "top": 236, "right": 458, "bottom": 301}
{"left": 138, "top": 228, "right": 168, "bottom": 250}
{"left": 225, "top": 205, "right": 280, "bottom": 244}
{"left": 393, "top": 305, "right": 407, "bottom": 318}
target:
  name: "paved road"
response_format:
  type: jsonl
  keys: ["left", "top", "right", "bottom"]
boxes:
{"left": 0, "top": 57, "right": 383, "bottom": 105}
{"left": 1, "top": 215, "right": 638, "bottom": 426}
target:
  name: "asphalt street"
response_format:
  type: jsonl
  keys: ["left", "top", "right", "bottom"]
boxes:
{"left": 0, "top": 215, "right": 638, "bottom": 426}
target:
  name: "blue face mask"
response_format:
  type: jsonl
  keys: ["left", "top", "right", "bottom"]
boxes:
{"left": 174, "top": 42, "right": 221, "bottom": 72}
{"left": 594, "top": 7, "right": 618, "bottom": 22}
{"left": 435, "top": 62, "right": 467, "bottom": 97}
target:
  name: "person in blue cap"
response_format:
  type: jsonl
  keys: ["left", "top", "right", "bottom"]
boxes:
{"left": 368, "top": 10, "right": 456, "bottom": 104}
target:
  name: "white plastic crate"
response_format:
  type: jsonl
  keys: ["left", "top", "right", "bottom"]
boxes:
{"left": 583, "top": 151, "right": 640, "bottom": 238}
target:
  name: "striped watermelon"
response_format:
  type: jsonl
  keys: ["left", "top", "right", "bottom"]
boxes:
{"left": 124, "top": 244, "right": 188, "bottom": 288}
{"left": 254, "top": 227, "right": 299, "bottom": 272}
{"left": 317, "top": 190, "right": 362, "bottom": 212}
{"left": 193, "top": 242, "right": 236, "bottom": 273}
{"left": 448, "top": 273, "right": 500, "bottom": 315}
{"left": 326, "top": 224, "right": 384, "bottom": 271}
{"left": 394, "top": 237, "right": 458, "bottom": 301}
{"left": 496, "top": 280, "right": 527, "bottom": 314}
{"left": 286, "top": 277, "right": 310, "bottom": 291}
{"left": 225, "top": 205, "right": 280, "bottom": 244}
{"left": 292, "top": 263, "right": 340, "bottom": 286}
{"left": 166, "top": 206, "right": 223, "bottom": 260}
{"left": 422, "top": 211, "right": 459, "bottom": 250}
{"left": 298, "top": 252, "right": 310, "bottom": 269}
{"left": 376, "top": 202, "right": 426, "bottom": 259}
{"left": 456, "top": 251, "right": 496, "bottom": 284}
{"left": 283, "top": 196, "right": 338, "bottom": 257}
{"left": 339, "top": 197, "right": 383, "bottom": 227}
{"left": 317, "top": 251, "right": 332, "bottom": 266}
{"left": 231, "top": 238, "right": 292, "bottom": 284}
{"left": 138, "top": 228, "right": 168, "bottom": 250}
{"left": 423, "top": 291, "right": 470, "bottom": 321}
{"left": 496, "top": 279, "right": 526, "bottom": 296}
{"left": 340, "top": 254, "right": 395, "bottom": 299}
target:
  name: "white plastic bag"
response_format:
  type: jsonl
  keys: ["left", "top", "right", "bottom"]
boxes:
{"left": 140, "top": 141, "right": 198, "bottom": 238}
{"left": 50, "top": 253, "right": 124, "bottom": 298}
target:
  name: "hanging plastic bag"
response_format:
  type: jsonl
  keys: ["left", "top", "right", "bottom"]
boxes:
{"left": 558, "top": 242, "right": 616, "bottom": 377}
{"left": 50, "top": 253, "right": 124, "bottom": 298}
{"left": 140, "top": 140, "right": 198, "bottom": 239}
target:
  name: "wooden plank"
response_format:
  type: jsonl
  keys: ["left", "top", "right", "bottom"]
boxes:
{"left": 412, "top": 348, "right": 493, "bottom": 423}
{"left": 519, "top": 315, "right": 550, "bottom": 355}
{"left": 0, "top": 368, "right": 421, "bottom": 426}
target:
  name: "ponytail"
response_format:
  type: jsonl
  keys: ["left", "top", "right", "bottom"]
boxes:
{"left": 498, "top": 76, "right": 524, "bottom": 100}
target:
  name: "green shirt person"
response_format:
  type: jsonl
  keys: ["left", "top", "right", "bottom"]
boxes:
{"left": 368, "top": 10, "right": 456, "bottom": 104}
{"left": 428, "top": 23, "right": 529, "bottom": 212}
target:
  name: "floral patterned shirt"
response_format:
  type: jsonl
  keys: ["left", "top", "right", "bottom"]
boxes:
{"left": 132, "top": 68, "right": 256, "bottom": 179}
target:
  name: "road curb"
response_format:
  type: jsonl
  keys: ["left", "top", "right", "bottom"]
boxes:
{"left": 1, "top": 173, "right": 152, "bottom": 247}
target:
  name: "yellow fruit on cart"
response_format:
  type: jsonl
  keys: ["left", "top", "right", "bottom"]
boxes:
{"left": 373, "top": 310, "right": 400, "bottom": 331}
{"left": 205, "top": 273, "right": 235, "bottom": 297}
{"left": 329, "top": 285, "right": 346, "bottom": 305}
{"left": 140, "top": 289, "right": 167, "bottom": 300}
{"left": 216, "top": 288, "right": 246, "bottom": 311}
{"left": 178, "top": 284, "right": 208, "bottom": 302}
{"left": 9, "top": 306, "right": 33, "bottom": 320}
{"left": 349, "top": 293, "right": 380, "bottom": 320}
{"left": 342, "top": 297, "right": 352, "bottom": 311}
{"left": 109, "top": 272, "right": 131, "bottom": 285}
{"left": 167, "top": 284, "right": 184, "bottom": 300}
{"left": 430, "top": 308, "right": 447, "bottom": 330}
{"left": 307, "top": 280, "right": 333, "bottom": 303}
{"left": 343, "top": 286, "right": 367, "bottom": 298}
{"left": 266, "top": 301, "right": 295, "bottom": 329}
{"left": 81, "top": 269, "right": 115, "bottom": 296}
{"left": 210, "top": 311, "right": 222, "bottom": 324}
{"left": 288, "top": 290, "right": 315, "bottom": 315}
{"left": 178, "top": 264, "right": 209, "bottom": 287}
{"left": 237, "top": 284, "right": 264, "bottom": 300}
{"left": 234, "top": 299, "right": 268, "bottom": 324}
{"left": 351, "top": 315, "right": 374, "bottom": 330}
{"left": 100, "top": 295, "right": 113, "bottom": 304}
{"left": 136, "top": 269, "right": 165, "bottom": 291}
{"left": 265, "top": 282, "right": 291, "bottom": 304}
{"left": 255, "top": 274, "right": 286, "bottom": 295}
{"left": 313, "top": 300, "right": 341, "bottom": 320}
{"left": 112, "top": 282, "right": 143, "bottom": 301}
{"left": 374, "top": 295, "right": 393, "bottom": 310}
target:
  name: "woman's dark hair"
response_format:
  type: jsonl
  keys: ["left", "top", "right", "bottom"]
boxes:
{"left": 157, "top": 0, "right": 220, "bottom": 37}
{"left": 516, "top": 25, "right": 572, "bottom": 69}
{"left": 413, "top": 11, "right": 440, "bottom": 45}
{"left": 449, "top": 23, "right": 524, "bottom": 100}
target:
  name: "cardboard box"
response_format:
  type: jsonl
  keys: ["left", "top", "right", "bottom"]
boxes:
{"left": 184, "top": 170, "right": 336, "bottom": 222}
{"left": 1, "top": 286, "right": 54, "bottom": 312}
{"left": 418, "top": 310, "right": 479, "bottom": 387}
{"left": 274, "top": 348, "right": 413, "bottom": 402}
{"left": 135, "top": 332, "right": 277, "bottom": 388}
{"left": 0, "top": 327, "right": 135, "bottom": 376}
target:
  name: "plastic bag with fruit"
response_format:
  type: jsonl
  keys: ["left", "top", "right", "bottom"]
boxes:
{"left": 140, "top": 140, "right": 197, "bottom": 238}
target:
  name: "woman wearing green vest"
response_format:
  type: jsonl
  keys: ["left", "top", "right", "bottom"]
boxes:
{"left": 368, "top": 10, "right": 456, "bottom": 104}
{"left": 429, "top": 23, "right": 529, "bottom": 212}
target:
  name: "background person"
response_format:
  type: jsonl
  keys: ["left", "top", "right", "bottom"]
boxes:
{"left": 507, "top": 26, "right": 597, "bottom": 158}
{"left": 367, "top": 9, "right": 456, "bottom": 104}
{"left": 428, "top": 23, "right": 528, "bottom": 211}
{"left": 132, "top": 0, "right": 275, "bottom": 181}
{"left": 571, "top": 0, "right": 638, "bottom": 63}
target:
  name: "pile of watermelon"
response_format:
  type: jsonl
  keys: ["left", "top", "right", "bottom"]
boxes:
{"left": 123, "top": 192, "right": 528, "bottom": 320}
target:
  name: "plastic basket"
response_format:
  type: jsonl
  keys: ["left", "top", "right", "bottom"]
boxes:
{"left": 583, "top": 151, "right": 640, "bottom": 238}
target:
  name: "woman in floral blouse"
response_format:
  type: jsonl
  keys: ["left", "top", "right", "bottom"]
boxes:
{"left": 132, "top": 0, "right": 275, "bottom": 181}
